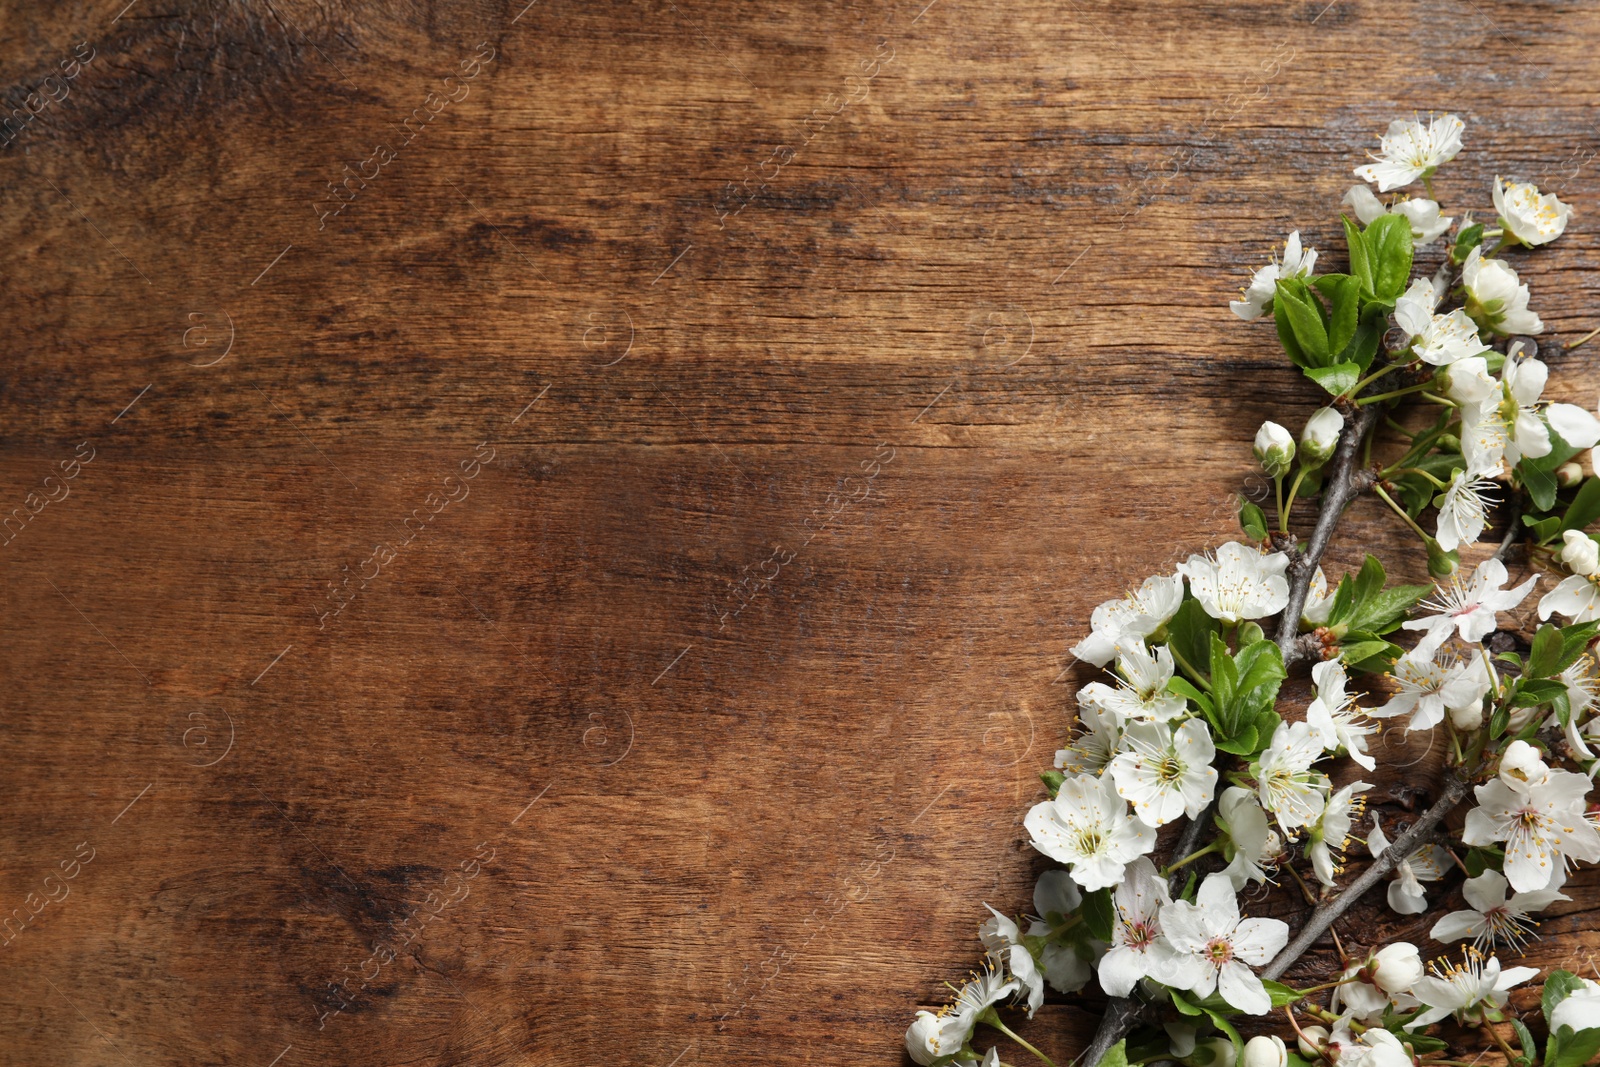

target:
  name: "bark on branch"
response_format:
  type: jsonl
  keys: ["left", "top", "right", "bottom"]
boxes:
{"left": 1277, "top": 404, "right": 1380, "bottom": 668}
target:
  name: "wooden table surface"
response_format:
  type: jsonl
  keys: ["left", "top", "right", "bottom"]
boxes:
{"left": 4, "top": 1, "right": 1600, "bottom": 1063}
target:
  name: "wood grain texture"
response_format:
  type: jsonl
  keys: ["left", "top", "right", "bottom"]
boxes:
{"left": 3, "top": 0, "right": 1600, "bottom": 1063}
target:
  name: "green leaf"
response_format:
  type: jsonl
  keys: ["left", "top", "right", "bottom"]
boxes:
{"left": 1561, "top": 479, "right": 1600, "bottom": 532}
{"left": 1465, "top": 845, "right": 1504, "bottom": 877}
{"left": 1401, "top": 1033, "right": 1450, "bottom": 1055}
{"left": 1342, "top": 317, "right": 1382, "bottom": 373}
{"left": 1040, "top": 769, "right": 1065, "bottom": 798}
{"left": 1214, "top": 724, "right": 1260, "bottom": 756}
{"left": 1167, "top": 676, "right": 1213, "bottom": 712}
{"left": 1277, "top": 278, "right": 1331, "bottom": 365}
{"left": 1559, "top": 621, "right": 1600, "bottom": 672}
{"left": 1513, "top": 1019, "right": 1538, "bottom": 1065}
{"left": 1303, "top": 361, "right": 1361, "bottom": 396}
{"left": 1082, "top": 887, "right": 1115, "bottom": 942}
{"left": 1169, "top": 988, "right": 1203, "bottom": 1017}
{"left": 1168, "top": 597, "right": 1220, "bottom": 688}
{"left": 1240, "top": 501, "right": 1269, "bottom": 542}
{"left": 1366, "top": 214, "right": 1414, "bottom": 300}
{"left": 1206, "top": 1009, "right": 1244, "bottom": 1066}
{"left": 1339, "top": 638, "right": 1396, "bottom": 670}
{"left": 1520, "top": 427, "right": 1581, "bottom": 512}
{"left": 1343, "top": 215, "right": 1374, "bottom": 294}
{"left": 1525, "top": 514, "right": 1564, "bottom": 544}
{"left": 1097, "top": 1038, "right": 1130, "bottom": 1067}
{"left": 1262, "top": 979, "right": 1302, "bottom": 1008}
{"left": 1285, "top": 1054, "right": 1313, "bottom": 1067}
{"left": 1274, "top": 293, "right": 1309, "bottom": 368}
{"left": 1529, "top": 624, "right": 1565, "bottom": 679}
{"left": 1548, "top": 1027, "right": 1600, "bottom": 1067}
{"left": 1544, "top": 970, "right": 1588, "bottom": 1024}
{"left": 1452, "top": 221, "right": 1485, "bottom": 264}
{"left": 1327, "top": 274, "right": 1360, "bottom": 356}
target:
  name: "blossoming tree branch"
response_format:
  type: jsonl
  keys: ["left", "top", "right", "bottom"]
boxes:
{"left": 906, "top": 115, "right": 1600, "bottom": 1067}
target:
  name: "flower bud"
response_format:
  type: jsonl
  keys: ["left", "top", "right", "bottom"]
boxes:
{"left": 1244, "top": 1035, "right": 1287, "bottom": 1067}
{"left": 1254, "top": 421, "right": 1295, "bottom": 478}
{"left": 1558, "top": 462, "right": 1585, "bottom": 488}
{"left": 1186, "top": 1038, "right": 1237, "bottom": 1067}
{"left": 1297, "top": 1026, "right": 1329, "bottom": 1059}
{"left": 1562, "top": 529, "right": 1600, "bottom": 578}
{"left": 1300, "top": 408, "right": 1343, "bottom": 467}
{"left": 1449, "top": 698, "right": 1485, "bottom": 730}
{"left": 1499, "top": 739, "right": 1550, "bottom": 791}
{"left": 1371, "top": 942, "right": 1424, "bottom": 992}
{"left": 1426, "top": 538, "right": 1459, "bottom": 577}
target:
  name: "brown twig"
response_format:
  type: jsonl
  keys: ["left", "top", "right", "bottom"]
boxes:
{"left": 1262, "top": 773, "right": 1470, "bottom": 980}
{"left": 1278, "top": 404, "right": 1381, "bottom": 668}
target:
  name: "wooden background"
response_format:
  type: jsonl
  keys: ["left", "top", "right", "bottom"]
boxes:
{"left": 3, "top": 0, "right": 1600, "bottom": 1063}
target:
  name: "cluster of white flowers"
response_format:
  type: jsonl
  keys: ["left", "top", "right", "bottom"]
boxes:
{"left": 909, "top": 112, "right": 1600, "bottom": 1067}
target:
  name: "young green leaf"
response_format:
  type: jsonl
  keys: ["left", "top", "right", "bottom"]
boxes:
{"left": 1303, "top": 361, "right": 1361, "bottom": 396}
{"left": 1276, "top": 278, "right": 1331, "bottom": 365}
{"left": 1097, "top": 1039, "right": 1131, "bottom": 1067}
{"left": 1082, "top": 887, "right": 1115, "bottom": 941}
{"left": 1343, "top": 215, "right": 1374, "bottom": 294}
{"left": 1543, "top": 970, "right": 1588, "bottom": 1024}
{"left": 1240, "top": 500, "right": 1269, "bottom": 542}
{"left": 1561, "top": 479, "right": 1600, "bottom": 532}
{"left": 1366, "top": 214, "right": 1414, "bottom": 300}
{"left": 1327, "top": 274, "right": 1360, "bottom": 356}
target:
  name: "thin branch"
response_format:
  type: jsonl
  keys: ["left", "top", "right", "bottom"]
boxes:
{"left": 1262, "top": 773, "right": 1470, "bottom": 980}
{"left": 1277, "top": 405, "right": 1381, "bottom": 668}
{"left": 1493, "top": 497, "right": 1523, "bottom": 564}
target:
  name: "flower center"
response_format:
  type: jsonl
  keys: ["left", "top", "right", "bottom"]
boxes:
{"left": 1156, "top": 754, "right": 1186, "bottom": 784}
{"left": 1204, "top": 937, "right": 1234, "bottom": 965}
{"left": 1076, "top": 828, "right": 1105, "bottom": 855}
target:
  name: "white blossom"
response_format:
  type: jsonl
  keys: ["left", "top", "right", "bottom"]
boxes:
{"left": 1025, "top": 773, "right": 1156, "bottom": 891}
{"left": 1499, "top": 739, "right": 1551, "bottom": 792}
{"left": 1462, "top": 247, "right": 1543, "bottom": 335}
{"left": 1178, "top": 542, "right": 1291, "bottom": 623}
{"left": 1028, "top": 870, "right": 1094, "bottom": 994}
{"left": 1108, "top": 719, "right": 1218, "bottom": 827}
{"left": 1343, "top": 186, "right": 1452, "bottom": 245}
{"left": 1372, "top": 645, "right": 1493, "bottom": 733}
{"left": 1354, "top": 113, "right": 1465, "bottom": 192}
{"left": 1333, "top": 1027, "right": 1415, "bottom": 1067}
{"left": 1056, "top": 692, "right": 1125, "bottom": 777}
{"left": 1435, "top": 462, "right": 1500, "bottom": 552}
{"left": 1551, "top": 977, "right": 1600, "bottom": 1034}
{"left": 1403, "top": 558, "right": 1538, "bottom": 648}
{"left": 1097, "top": 857, "right": 1203, "bottom": 997}
{"left": 1230, "top": 231, "right": 1318, "bottom": 321}
{"left": 1254, "top": 421, "right": 1295, "bottom": 478}
{"left": 1562, "top": 530, "right": 1600, "bottom": 577}
{"left": 905, "top": 966, "right": 1019, "bottom": 1064}
{"left": 1243, "top": 1035, "right": 1287, "bottom": 1067}
{"left": 1079, "top": 644, "right": 1189, "bottom": 723}
{"left": 1300, "top": 408, "right": 1343, "bottom": 467}
{"left": 1306, "top": 660, "right": 1378, "bottom": 771}
{"left": 1255, "top": 720, "right": 1331, "bottom": 832}
{"left": 1218, "top": 785, "right": 1281, "bottom": 890}
{"left": 1494, "top": 176, "right": 1572, "bottom": 247}
{"left": 980, "top": 906, "right": 1044, "bottom": 1017}
{"left": 1369, "top": 819, "right": 1450, "bottom": 915}
{"left": 1160, "top": 874, "right": 1289, "bottom": 1016}
{"left": 1462, "top": 770, "right": 1600, "bottom": 892}
{"left": 1407, "top": 949, "right": 1539, "bottom": 1029}
{"left": 1071, "top": 573, "right": 1186, "bottom": 667}
{"left": 1539, "top": 571, "right": 1600, "bottom": 624}
{"left": 1428, "top": 869, "right": 1566, "bottom": 952}
{"left": 1302, "top": 566, "right": 1335, "bottom": 627}
{"left": 1307, "top": 781, "right": 1370, "bottom": 887}
{"left": 1437, "top": 355, "right": 1498, "bottom": 407}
